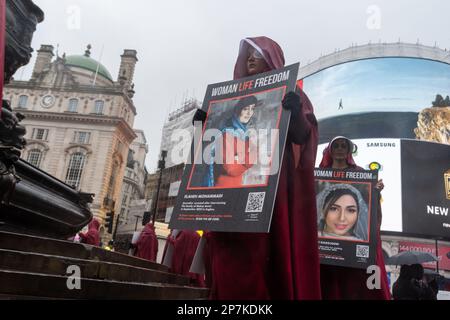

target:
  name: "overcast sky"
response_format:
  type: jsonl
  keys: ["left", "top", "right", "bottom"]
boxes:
{"left": 20, "top": 0, "right": 450, "bottom": 171}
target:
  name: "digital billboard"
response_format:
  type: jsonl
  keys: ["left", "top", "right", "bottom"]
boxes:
{"left": 304, "top": 56, "right": 450, "bottom": 238}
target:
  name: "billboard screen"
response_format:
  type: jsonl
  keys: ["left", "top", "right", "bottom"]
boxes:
{"left": 304, "top": 57, "right": 450, "bottom": 238}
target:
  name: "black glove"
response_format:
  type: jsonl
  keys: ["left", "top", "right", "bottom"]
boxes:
{"left": 282, "top": 91, "right": 302, "bottom": 118}
{"left": 192, "top": 109, "right": 207, "bottom": 126}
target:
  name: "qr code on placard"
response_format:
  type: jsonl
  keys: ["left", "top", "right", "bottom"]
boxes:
{"left": 356, "top": 245, "right": 370, "bottom": 258}
{"left": 245, "top": 192, "right": 266, "bottom": 213}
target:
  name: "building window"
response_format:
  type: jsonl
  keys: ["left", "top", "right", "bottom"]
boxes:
{"left": 125, "top": 167, "right": 133, "bottom": 178}
{"left": 65, "top": 152, "right": 86, "bottom": 189}
{"left": 73, "top": 131, "right": 91, "bottom": 144}
{"left": 18, "top": 95, "right": 28, "bottom": 108}
{"left": 68, "top": 98, "right": 79, "bottom": 112}
{"left": 94, "top": 100, "right": 104, "bottom": 114}
{"left": 32, "top": 128, "right": 49, "bottom": 141}
{"left": 27, "top": 149, "right": 43, "bottom": 168}
{"left": 127, "top": 149, "right": 135, "bottom": 169}
{"left": 122, "top": 194, "right": 128, "bottom": 206}
{"left": 120, "top": 207, "right": 126, "bottom": 223}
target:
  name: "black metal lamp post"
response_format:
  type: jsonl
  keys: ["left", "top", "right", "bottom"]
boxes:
{"left": 151, "top": 150, "right": 167, "bottom": 225}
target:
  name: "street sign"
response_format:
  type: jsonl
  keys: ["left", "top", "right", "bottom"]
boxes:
{"left": 128, "top": 199, "right": 147, "bottom": 216}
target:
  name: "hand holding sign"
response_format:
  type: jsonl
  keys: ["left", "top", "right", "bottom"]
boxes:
{"left": 282, "top": 91, "right": 301, "bottom": 118}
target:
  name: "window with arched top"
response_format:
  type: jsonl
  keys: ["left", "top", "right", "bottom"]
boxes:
{"left": 68, "top": 98, "right": 79, "bottom": 112}
{"left": 65, "top": 152, "right": 86, "bottom": 189}
{"left": 18, "top": 95, "right": 28, "bottom": 108}
{"left": 94, "top": 100, "right": 104, "bottom": 114}
{"left": 27, "top": 149, "right": 43, "bottom": 168}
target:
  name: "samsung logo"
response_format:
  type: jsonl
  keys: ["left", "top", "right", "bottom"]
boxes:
{"left": 366, "top": 142, "right": 396, "bottom": 148}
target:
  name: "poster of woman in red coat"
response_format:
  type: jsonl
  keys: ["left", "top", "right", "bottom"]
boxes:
{"left": 170, "top": 63, "right": 299, "bottom": 233}
{"left": 190, "top": 90, "right": 284, "bottom": 189}
{"left": 209, "top": 95, "right": 259, "bottom": 188}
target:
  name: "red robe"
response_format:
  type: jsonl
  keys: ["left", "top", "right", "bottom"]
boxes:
{"left": 79, "top": 219, "right": 100, "bottom": 247}
{"left": 166, "top": 230, "right": 206, "bottom": 287}
{"left": 319, "top": 140, "right": 391, "bottom": 300}
{"left": 203, "top": 37, "right": 321, "bottom": 300}
{"left": 134, "top": 223, "right": 158, "bottom": 262}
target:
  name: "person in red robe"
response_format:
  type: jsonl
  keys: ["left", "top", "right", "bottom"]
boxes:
{"left": 78, "top": 218, "right": 100, "bottom": 246}
{"left": 162, "top": 230, "right": 206, "bottom": 287}
{"left": 134, "top": 222, "right": 158, "bottom": 262}
{"left": 319, "top": 136, "right": 391, "bottom": 300}
{"left": 199, "top": 36, "right": 321, "bottom": 300}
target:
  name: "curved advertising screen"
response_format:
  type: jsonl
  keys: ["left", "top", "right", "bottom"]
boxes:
{"left": 301, "top": 57, "right": 450, "bottom": 239}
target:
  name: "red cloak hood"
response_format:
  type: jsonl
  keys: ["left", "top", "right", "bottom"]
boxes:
{"left": 319, "top": 136, "right": 357, "bottom": 168}
{"left": 88, "top": 218, "right": 100, "bottom": 231}
{"left": 234, "top": 36, "right": 285, "bottom": 80}
{"left": 79, "top": 218, "right": 100, "bottom": 246}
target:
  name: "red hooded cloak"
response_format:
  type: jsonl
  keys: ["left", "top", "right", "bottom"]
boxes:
{"left": 79, "top": 219, "right": 100, "bottom": 247}
{"left": 203, "top": 36, "right": 321, "bottom": 300}
{"left": 134, "top": 223, "right": 158, "bottom": 262}
{"left": 319, "top": 137, "right": 391, "bottom": 300}
{"left": 319, "top": 136, "right": 359, "bottom": 169}
{"left": 164, "top": 230, "right": 206, "bottom": 287}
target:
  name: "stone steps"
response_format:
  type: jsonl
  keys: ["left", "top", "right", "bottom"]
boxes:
{"left": 0, "top": 269, "right": 209, "bottom": 300}
{"left": 0, "top": 231, "right": 209, "bottom": 300}
{"left": 0, "top": 231, "right": 167, "bottom": 271}
{"left": 0, "top": 248, "right": 190, "bottom": 286}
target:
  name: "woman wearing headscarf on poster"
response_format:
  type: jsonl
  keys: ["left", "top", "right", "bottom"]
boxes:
{"left": 318, "top": 136, "right": 390, "bottom": 300}
{"left": 194, "top": 36, "right": 321, "bottom": 300}
{"left": 204, "top": 95, "right": 259, "bottom": 188}
{"left": 317, "top": 183, "right": 369, "bottom": 241}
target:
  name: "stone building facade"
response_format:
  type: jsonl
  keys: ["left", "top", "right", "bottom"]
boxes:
{"left": 4, "top": 44, "right": 144, "bottom": 241}
{"left": 117, "top": 129, "right": 148, "bottom": 224}
{"left": 145, "top": 99, "right": 199, "bottom": 224}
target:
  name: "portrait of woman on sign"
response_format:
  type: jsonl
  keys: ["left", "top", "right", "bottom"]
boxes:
{"left": 316, "top": 183, "right": 369, "bottom": 241}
